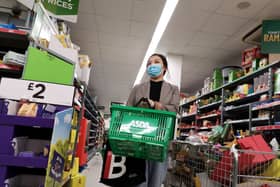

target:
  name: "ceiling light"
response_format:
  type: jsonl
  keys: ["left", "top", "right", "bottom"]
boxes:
{"left": 237, "top": 1, "right": 251, "bottom": 10}
{"left": 133, "top": 0, "right": 179, "bottom": 86}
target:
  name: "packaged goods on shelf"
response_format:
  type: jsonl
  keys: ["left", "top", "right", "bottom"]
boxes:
{"left": 259, "top": 72, "right": 269, "bottom": 91}
{"left": 226, "top": 84, "right": 253, "bottom": 103}
{"left": 76, "top": 55, "right": 92, "bottom": 84}
{"left": 241, "top": 46, "right": 269, "bottom": 75}
{"left": 212, "top": 68, "right": 222, "bottom": 80}
{"left": 3, "top": 51, "right": 26, "bottom": 66}
{"left": 269, "top": 53, "right": 280, "bottom": 63}
{"left": 258, "top": 110, "right": 270, "bottom": 118}
{"left": 199, "top": 95, "right": 221, "bottom": 107}
{"left": 17, "top": 103, "right": 38, "bottom": 117}
{"left": 275, "top": 68, "right": 280, "bottom": 94}
{"left": 221, "top": 66, "right": 242, "bottom": 84}
{"left": 198, "top": 109, "right": 220, "bottom": 119}
{"left": 212, "top": 79, "right": 222, "bottom": 90}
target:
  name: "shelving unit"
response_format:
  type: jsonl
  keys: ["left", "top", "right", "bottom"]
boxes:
{"left": 0, "top": 28, "right": 29, "bottom": 55}
{"left": 75, "top": 82, "right": 104, "bottom": 168}
{"left": 0, "top": 113, "right": 56, "bottom": 185}
{"left": 179, "top": 60, "right": 280, "bottom": 140}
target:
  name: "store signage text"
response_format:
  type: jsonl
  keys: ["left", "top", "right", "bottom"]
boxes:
{"left": 41, "top": 0, "right": 79, "bottom": 22}
{"left": 0, "top": 78, "right": 74, "bottom": 106}
{"left": 261, "top": 20, "right": 280, "bottom": 53}
{"left": 263, "top": 32, "right": 280, "bottom": 42}
{"left": 42, "top": 0, "right": 73, "bottom": 10}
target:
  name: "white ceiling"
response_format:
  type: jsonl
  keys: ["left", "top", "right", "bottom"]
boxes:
{"left": 69, "top": 0, "right": 280, "bottom": 114}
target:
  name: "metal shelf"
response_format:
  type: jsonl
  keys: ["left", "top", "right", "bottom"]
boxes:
{"left": 226, "top": 117, "right": 269, "bottom": 125}
{"left": 224, "top": 103, "right": 250, "bottom": 112}
{"left": 85, "top": 90, "right": 98, "bottom": 111}
{"left": 85, "top": 108, "right": 99, "bottom": 124}
{"left": 198, "top": 126, "right": 217, "bottom": 130}
{"left": 0, "top": 115, "right": 54, "bottom": 128}
{"left": 252, "top": 100, "right": 280, "bottom": 111}
{"left": 225, "top": 90, "right": 269, "bottom": 106}
{"left": 180, "top": 99, "right": 197, "bottom": 107}
{"left": 197, "top": 87, "right": 222, "bottom": 100}
{"left": 90, "top": 121, "right": 99, "bottom": 128}
{"left": 179, "top": 126, "right": 196, "bottom": 130}
{"left": 198, "top": 100, "right": 222, "bottom": 110}
{"left": 197, "top": 113, "right": 219, "bottom": 120}
{"left": 180, "top": 133, "right": 189, "bottom": 137}
{"left": 0, "top": 155, "right": 48, "bottom": 168}
{"left": 88, "top": 143, "right": 96, "bottom": 147}
{"left": 181, "top": 113, "right": 196, "bottom": 121}
{"left": 252, "top": 125, "right": 280, "bottom": 131}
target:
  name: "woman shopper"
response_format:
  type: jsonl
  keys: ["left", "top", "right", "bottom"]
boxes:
{"left": 127, "top": 53, "right": 180, "bottom": 187}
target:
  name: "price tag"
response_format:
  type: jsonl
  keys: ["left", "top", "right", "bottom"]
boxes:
{"left": 0, "top": 78, "right": 74, "bottom": 106}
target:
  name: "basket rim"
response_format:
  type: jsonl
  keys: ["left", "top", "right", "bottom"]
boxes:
{"left": 110, "top": 104, "right": 177, "bottom": 117}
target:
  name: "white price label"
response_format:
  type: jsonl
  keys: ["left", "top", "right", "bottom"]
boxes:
{"left": 0, "top": 78, "right": 74, "bottom": 106}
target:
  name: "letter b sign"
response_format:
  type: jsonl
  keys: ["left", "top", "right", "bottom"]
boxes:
{"left": 103, "top": 151, "right": 126, "bottom": 179}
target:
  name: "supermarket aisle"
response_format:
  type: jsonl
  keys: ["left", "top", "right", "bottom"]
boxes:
{"left": 82, "top": 153, "right": 108, "bottom": 187}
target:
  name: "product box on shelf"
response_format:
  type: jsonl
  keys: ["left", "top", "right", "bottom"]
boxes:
{"left": 23, "top": 47, "right": 75, "bottom": 85}
{"left": 212, "top": 68, "right": 222, "bottom": 80}
{"left": 242, "top": 46, "right": 269, "bottom": 75}
{"left": 212, "top": 79, "right": 222, "bottom": 90}
{"left": 269, "top": 53, "right": 280, "bottom": 64}
{"left": 242, "top": 47, "right": 262, "bottom": 68}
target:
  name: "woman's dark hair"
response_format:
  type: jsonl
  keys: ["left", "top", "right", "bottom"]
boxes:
{"left": 150, "top": 53, "right": 168, "bottom": 75}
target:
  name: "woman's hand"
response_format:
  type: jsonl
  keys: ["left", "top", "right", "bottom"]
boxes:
{"left": 147, "top": 99, "right": 163, "bottom": 110}
{"left": 154, "top": 101, "right": 164, "bottom": 110}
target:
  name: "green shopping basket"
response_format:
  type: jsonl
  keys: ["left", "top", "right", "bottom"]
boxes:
{"left": 109, "top": 104, "right": 177, "bottom": 162}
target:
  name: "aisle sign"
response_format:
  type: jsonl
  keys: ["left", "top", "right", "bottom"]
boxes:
{"left": 41, "top": 0, "right": 80, "bottom": 23}
{"left": 0, "top": 78, "right": 74, "bottom": 106}
{"left": 262, "top": 20, "right": 280, "bottom": 53}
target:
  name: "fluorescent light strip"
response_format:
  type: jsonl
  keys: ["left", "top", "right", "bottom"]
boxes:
{"left": 133, "top": 0, "right": 179, "bottom": 86}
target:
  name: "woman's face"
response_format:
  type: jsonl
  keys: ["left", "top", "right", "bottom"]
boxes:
{"left": 147, "top": 55, "right": 166, "bottom": 76}
{"left": 147, "top": 55, "right": 164, "bottom": 68}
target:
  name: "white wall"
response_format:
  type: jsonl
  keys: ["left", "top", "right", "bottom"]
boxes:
{"left": 164, "top": 53, "right": 183, "bottom": 90}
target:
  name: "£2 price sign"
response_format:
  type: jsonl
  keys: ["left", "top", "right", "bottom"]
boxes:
{"left": 0, "top": 78, "right": 74, "bottom": 106}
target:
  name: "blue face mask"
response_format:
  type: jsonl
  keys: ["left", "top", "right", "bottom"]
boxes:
{"left": 147, "top": 64, "right": 162, "bottom": 77}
